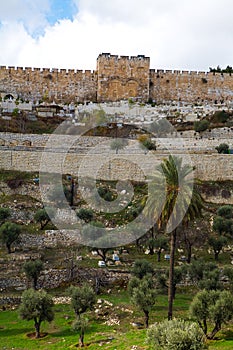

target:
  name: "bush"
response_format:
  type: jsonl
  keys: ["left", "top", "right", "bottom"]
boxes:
{"left": 215, "top": 143, "right": 229, "bottom": 154}
{"left": 212, "top": 110, "right": 230, "bottom": 123}
{"left": 76, "top": 208, "right": 94, "bottom": 222}
{"left": 194, "top": 120, "right": 210, "bottom": 132}
{"left": 146, "top": 319, "right": 207, "bottom": 349}
{"left": 138, "top": 135, "right": 156, "bottom": 151}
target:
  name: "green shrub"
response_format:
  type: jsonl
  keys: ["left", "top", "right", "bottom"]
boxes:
{"left": 215, "top": 143, "right": 229, "bottom": 154}
{"left": 76, "top": 208, "right": 94, "bottom": 222}
{"left": 194, "top": 120, "right": 210, "bottom": 132}
{"left": 212, "top": 110, "right": 230, "bottom": 123}
{"left": 146, "top": 319, "right": 207, "bottom": 349}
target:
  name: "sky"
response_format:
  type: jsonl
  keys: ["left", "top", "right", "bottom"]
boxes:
{"left": 0, "top": 0, "right": 233, "bottom": 72}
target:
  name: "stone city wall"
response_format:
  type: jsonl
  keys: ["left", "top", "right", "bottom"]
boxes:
{"left": 0, "top": 66, "right": 97, "bottom": 103}
{"left": 149, "top": 69, "right": 233, "bottom": 104}
{"left": 1, "top": 53, "right": 233, "bottom": 103}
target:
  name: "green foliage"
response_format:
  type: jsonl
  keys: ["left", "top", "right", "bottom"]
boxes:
{"left": 128, "top": 275, "right": 157, "bottom": 327}
{"left": 213, "top": 215, "right": 232, "bottom": 235}
{"left": 223, "top": 266, "right": 233, "bottom": 292}
{"left": 12, "top": 108, "right": 19, "bottom": 116}
{"left": 199, "top": 269, "right": 222, "bottom": 291}
{"left": 68, "top": 284, "right": 96, "bottom": 346}
{"left": 131, "top": 259, "right": 154, "bottom": 279}
{"left": 97, "top": 185, "right": 116, "bottom": 201}
{"left": 110, "top": 138, "right": 128, "bottom": 153}
{"left": 210, "top": 65, "right": 233, "bottom": 74}
{"left": 212, "top": 111, "right": 230, "bottom": 123}
{"left": 72, "top": 314, "right": 88, "bottom": 333}
{"left": 92, "top": 108, "right": 108, "bottom": 126}
{"left": 153, "top": 235, "right": 169, "bottom": 261}
{"left": 76, "top": 208, "right": 94, "bottom": 223}
{"left": 187, "top": 260, "right": 221, "bottom": 290}
{"left": 82, "top": 221, "right": 114, "bottom": 262}
{"left": 217, "top": 205, "right": 233, "bottom": 219}
{"left": 215, "top": 143, "right": 229, "bottom": 154}
{"left": 23, "top": 259, "right": 44, "bottom": 290}
{"left": 213, "top": 205, "right": 233, "bottom": 236}
{"left": 68, "top": 283, "right": 96, "bottom": 318}
{"left": 34, "top": 208, "right": 51, "bottom": 229}
{"left": 72, "top": 315, "right": 89, "bottom": 347}
{"left": 146, "top": 319, "right": 207, "bottom": 349}
{"left": 128, "top": 98, "right": 135, "bottom": 105}
{"left": 194, "top": 120, "right": 210, "bottom": 132}
{"left": 208, "top": 236, "right": 228, "bottom": 260}
{"left": 0, "top": 221, "right": 21, "bottom": 253}
{"left": 19, "top": 288, "right": 54, "bottom": 338}
{"left": 0, "top": 207, "right": 10, "bottom": 224}
{"left": 190, "top": 289, "right": 233, "bottom": 339}
{"left": 138, "top": 134, "right": 156, "bottom": 151}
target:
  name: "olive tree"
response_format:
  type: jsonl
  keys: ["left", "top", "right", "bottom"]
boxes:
{"left": 72, "top": 315, "right": 89, "bottom": 348}
{"left": 131, "top": 259, "right": 154, "bottom": 279}
{"left": 110, "top": 138, "right": 128, "bottom": 154}
{"left": 23, "top": 259, "right": 44, "bottom": 290}
{"left": 0, "top": 207, "right": 10, "bottom": 224}
{"left": 208, "top": 236, "right": 228, "bottom": 260}
{"left": 34, "top": 209, "right": 51, "bottom": 229}
{"left": 187, "top": 260, "right": 221, "bottom": 290}
{"left": 19, "top": 289, "right": 54, "bottom": 338}
{"left": 68, "top": 283, "right": 96, "bottom": 347}
{"left": 0, "top": 221, "right": 21, "bottom": 253}
{"left": 128, "top": 275, "right": 156, "bottom": 328}
{"left": 213, "top": 205, "right": 233, "bottom": 236}
{"left": 190, "top": 289, "right": 233, "bottom": 339}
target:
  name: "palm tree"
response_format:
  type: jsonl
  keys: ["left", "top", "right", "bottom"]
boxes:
{"left": 146, "top": 155, "right": 203, "bottom": 320}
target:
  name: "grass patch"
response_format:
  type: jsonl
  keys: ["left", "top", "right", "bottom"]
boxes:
{"left": 0, "top": 290, "right": 232, "bottom": 349}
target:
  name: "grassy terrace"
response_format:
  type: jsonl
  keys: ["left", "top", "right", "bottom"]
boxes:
{"left": 0, "top": 289, "right": 232, "bottom": 349}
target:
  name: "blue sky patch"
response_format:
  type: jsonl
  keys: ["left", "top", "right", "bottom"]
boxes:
{"left": 46, "top": 0, "right": 78, "bottom": 25}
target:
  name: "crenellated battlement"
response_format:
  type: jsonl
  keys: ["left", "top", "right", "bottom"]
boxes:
{"left": 0, "top": 65, "right": 96, "bottom": 74}
{"left": 97, "top": 53, "right": 150, "bottom": 62}
{"left": 0, "top": 53, "right": 233, "bottom": 104}
{"left": 149, "top": 68, "right": 232, "bottom": 76}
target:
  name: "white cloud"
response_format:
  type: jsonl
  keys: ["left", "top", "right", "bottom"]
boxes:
{"left": 0, "top": 0, "right": 50, "bottom": 34}
{"left": 0, "top": 0, "right": 233, "bottom": 71}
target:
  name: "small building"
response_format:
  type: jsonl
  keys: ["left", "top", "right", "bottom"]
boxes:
{"left": 35, "top": 104, "right": 63, "bottom": 117}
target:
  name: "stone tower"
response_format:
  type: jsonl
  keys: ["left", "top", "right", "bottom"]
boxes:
{"left": 96, "top": 53, "right": 150, "bottom": 102}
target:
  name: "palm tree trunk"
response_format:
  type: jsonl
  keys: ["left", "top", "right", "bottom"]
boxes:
{"left": 168, "top": 228, "right": 177, "bottom": 320}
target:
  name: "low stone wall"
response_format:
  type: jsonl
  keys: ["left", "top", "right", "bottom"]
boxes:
{"left": 0, "top": 148, "right": 232, "bottom": 182}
